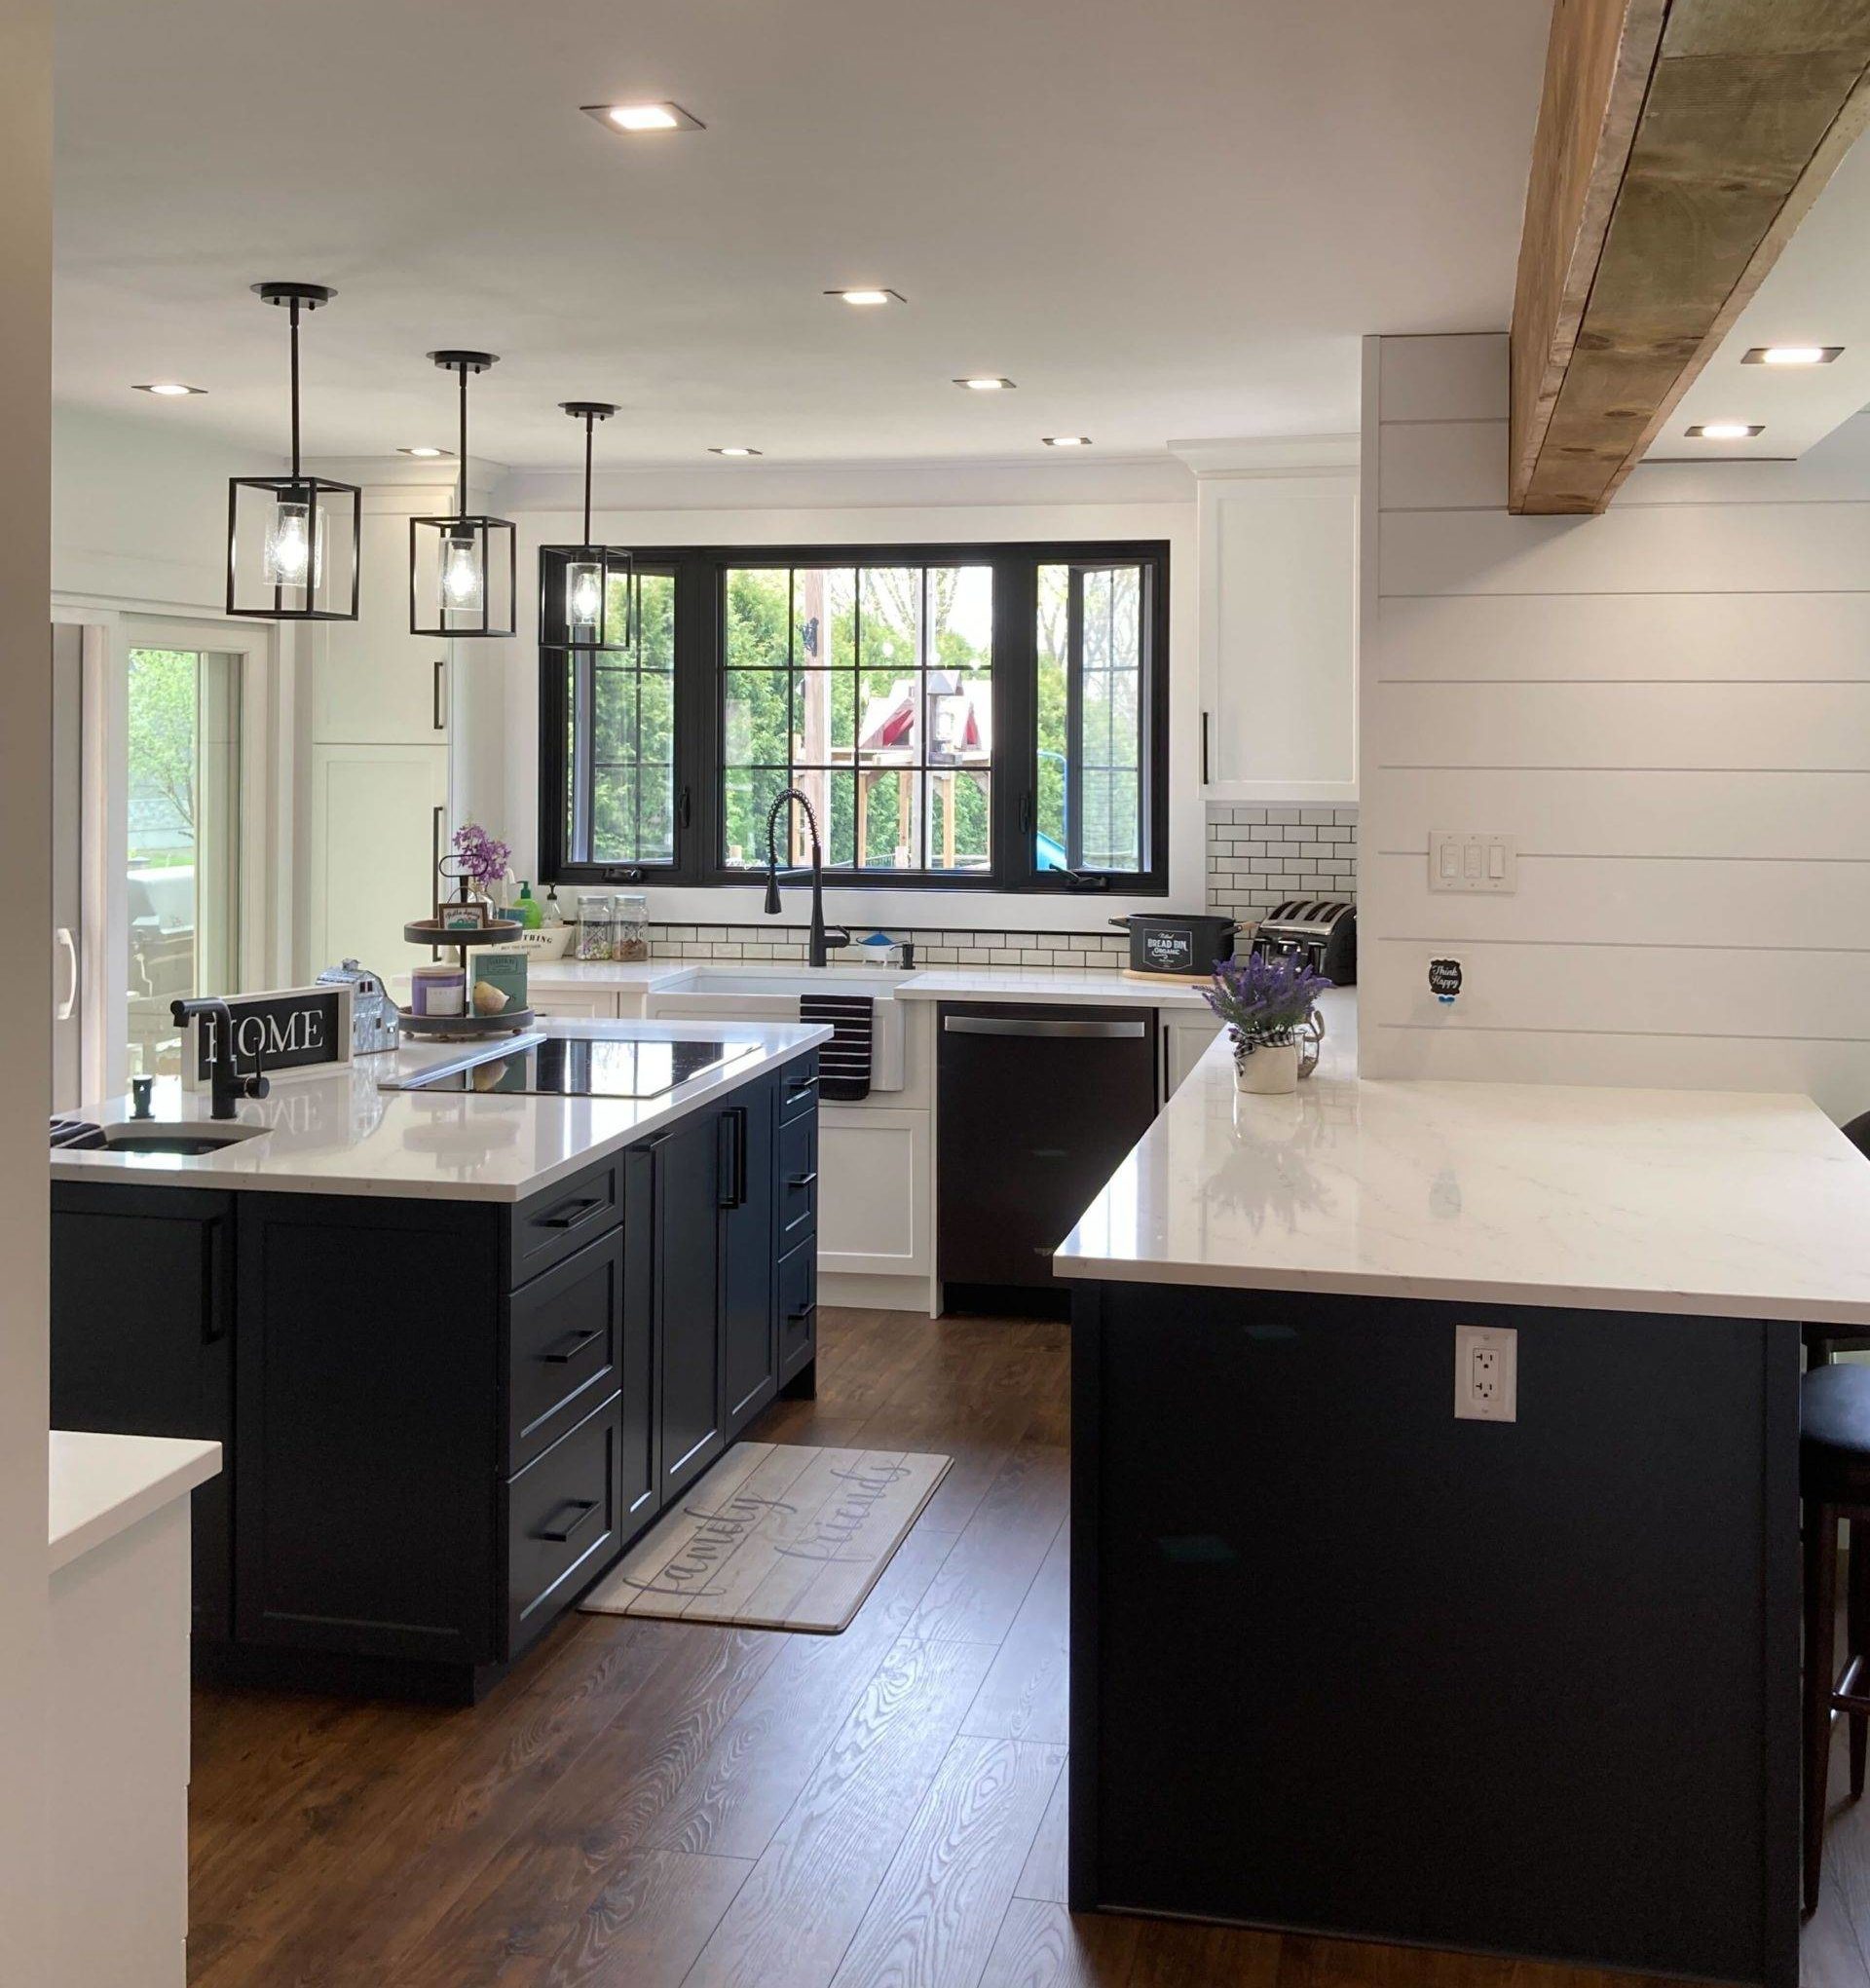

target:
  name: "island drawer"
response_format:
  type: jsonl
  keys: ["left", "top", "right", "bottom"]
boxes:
{"left": 508, "top": 1153, "right": 625, "bottom": 1287}
{"left": 505, "top": 1390, "right": 622, "bottom": 1658}
{"left": 506, "top": 1227, "right": 624, "bottom": 1474}
{"left": 777, "top": 1109, "right": 818, "bottom": 1251}
{"left": 779, "top": 1053, "right": 820, "bottom": 1125}
{"left": 778, "top": 1235, "right": 816, "bottom": 1381}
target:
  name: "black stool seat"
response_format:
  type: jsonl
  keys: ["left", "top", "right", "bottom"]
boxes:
{"left": 1803, "top": 1364, "right": 1870, "bottom": 1504}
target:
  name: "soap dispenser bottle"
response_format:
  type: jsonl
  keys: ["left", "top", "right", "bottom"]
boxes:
{"left": 513, "top": 881, "right": 543, "bottom": 931}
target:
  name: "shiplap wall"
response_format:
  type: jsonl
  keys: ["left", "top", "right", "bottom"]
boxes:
{"left": 1361, "top": 331, "right": 1870, "bottom": 1118}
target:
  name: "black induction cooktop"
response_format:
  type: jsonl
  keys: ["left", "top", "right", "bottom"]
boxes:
{"left": 400, "top": 1036, "right": 758, "bottom": 1100}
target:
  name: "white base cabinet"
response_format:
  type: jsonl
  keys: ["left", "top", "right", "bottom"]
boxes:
{"left": 530, "top": 988, "right": 621, "bottom": 1020}
{"left": 1162, "top": 1013, "right": 1224, "bottom": 1100}
{"left": 818, "top": 1105, "right": 932, "bottom": 1280}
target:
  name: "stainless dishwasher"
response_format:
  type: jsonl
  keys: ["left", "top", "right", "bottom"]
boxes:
{"left": 936, "top": 1001, "right": 1158, "bottom": 1307}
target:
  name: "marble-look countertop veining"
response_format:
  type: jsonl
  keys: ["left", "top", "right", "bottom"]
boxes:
{"left": 50, "top": 1430, "right": 222, "bottom": 1573}
{"left": 1055, "top": 989, "right": 1870, "bottom": 1324}
{"left": 50, "top": 1020, "right": 829, "bottom": 1204}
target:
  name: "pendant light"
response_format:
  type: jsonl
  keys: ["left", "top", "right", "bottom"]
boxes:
{"left": 226, "top": 282, "right": 361, "bottom": 619}
{"left": 409, "top": 351, "right": 516, "bottom": 636}
{"left": 542, "top": 400, "right": 635, "bottom": 650}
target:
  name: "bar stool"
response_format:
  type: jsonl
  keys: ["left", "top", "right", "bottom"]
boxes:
{"left": 1802, "top": 1361, "right": 1870, "bottom": 1912}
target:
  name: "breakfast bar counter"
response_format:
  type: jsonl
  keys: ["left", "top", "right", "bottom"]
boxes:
{"left": 1053, "top": 996, "right": 1870, "bottom": 1988}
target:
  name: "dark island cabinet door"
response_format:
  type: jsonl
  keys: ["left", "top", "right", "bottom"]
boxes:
{"left": 722, "top": 1071, "right": 779, "bottom": 1438}
{"left": 51, "top": 1184, "right": 235, "bottom": 1639}
{"left": 654, "top": 1110, "right": 726, "bottom": 1502}
{"left": 235, "top": 1193, "right": 504, "bottom": 1666}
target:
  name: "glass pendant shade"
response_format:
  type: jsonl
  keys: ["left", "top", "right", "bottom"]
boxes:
{"left": 410, "top": 350, "right": 517, "bottom": 637}
{"left": 567, "top": 559, "right": 603, "bottom": 631}
{"left": 227, "top": 282, "right": 360, "bottom": 620}
{"left": 411, "top": 513, "right": 514, "bottom": 636}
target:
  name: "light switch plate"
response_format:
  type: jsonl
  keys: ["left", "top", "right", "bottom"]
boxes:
{"left": 1429, "top": 831, "right": 1517, "bottom": 893}
{"left": 1454, "top": 1324, "right": 1517, "bottom": 1422}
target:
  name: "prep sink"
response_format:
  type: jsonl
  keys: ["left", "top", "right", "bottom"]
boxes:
{"left": 98, "top": 1123, "right": 270, "bottom": 1157}
{"left": 643, "top": 965, "right": 911, "bottom": 1091}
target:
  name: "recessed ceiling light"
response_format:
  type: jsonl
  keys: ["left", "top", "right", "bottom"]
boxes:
{"left": 1686, "top": 422, "right": 1764, "bottom": 439}
{"left": 709, "top": 446, "right": 763, "bottom": 457}
{"left": 582, "top": 101, "right": 704, "bottom": 133}
{"left": 826, "top": 288, "right": 904, "bottom": 307}
{"left": 954, "top": 376, "right": 1016, "bottom": 392}
{"left": 134, "top": 382, "right": 206, "bottom": 397}
{"left": 1043, "top": 435, "right": 1092, "bottom": 448}
{"left": 1742, "top": 345, "right": 1843, "bottom": 366}
{"left": 398, "top": 445, "right": 454, "bottom": 459}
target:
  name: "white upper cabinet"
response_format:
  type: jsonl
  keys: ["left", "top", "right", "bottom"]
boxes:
{"left": 306, "top": 492, "right": 454, "bottom": 746}
{"left": 1188, "top": 444, "right": 1359, "bottom": 805}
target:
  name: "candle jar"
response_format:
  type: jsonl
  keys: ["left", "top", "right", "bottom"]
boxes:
{"left": 576, "top": 892, "right": 615, "bottom": 962}
{"left": 612, "top": 893, "right": 650, "bottom": 962}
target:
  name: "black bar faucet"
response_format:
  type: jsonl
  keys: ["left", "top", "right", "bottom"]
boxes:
{"left": 170, "top": 997, "right": 272, "bottom": 1121}
{"left": 763, "top": 787, "right": 850, "bottom": 969}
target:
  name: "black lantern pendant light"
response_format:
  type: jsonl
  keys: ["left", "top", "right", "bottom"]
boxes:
{"left": 409, "top": 351, "right": 516, "bottom": 637}
{"left": 226, "top": 282, "right": 361, "bottom": 619}
{"left": 542, "top": 400, "right": 634, "bottom": 650}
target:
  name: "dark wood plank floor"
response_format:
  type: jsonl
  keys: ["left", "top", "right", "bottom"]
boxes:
{"left": 185, "top": 1308, "right": 1856, "bottom": 1988}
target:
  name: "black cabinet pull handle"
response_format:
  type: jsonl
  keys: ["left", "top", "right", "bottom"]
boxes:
{"left": 539, "top": 1326, "right": 603, "bottom": 1365}
{"left": 788, "top": 1171, "right": 818, "bottom": 1190}
{"left": 787, "top": 1074, "right": 816, "bottom": 1094}
{"left": 432, "top": 657, "right": 447, "bottom": 731}
{"left": 201, "top": 1218, "right": 228, "bottom": 1345}
{"left": 536, "top": 1497, "right": 601, "bottom": 1544}
{"left": 536, "top": 1195, "right": 604, "bottom": 1231}
{"left": 787, "top": 1302, "right": 817, "bottom": 1324}
{"left": 717, "top": 1107, "right": 747, "bottom": 1209}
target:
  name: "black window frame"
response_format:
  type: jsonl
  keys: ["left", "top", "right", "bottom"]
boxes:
{"left": 538, "top": 538, "right": 1171, "bottom": 896}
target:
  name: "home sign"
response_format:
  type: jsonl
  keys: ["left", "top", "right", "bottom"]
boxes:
{"left": 182, "top": 985, "right": 355, "bottom": 1092}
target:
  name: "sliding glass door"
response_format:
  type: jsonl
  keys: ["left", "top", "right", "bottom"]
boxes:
{"left": 125, "top": 642, "right": 243, "bottom": 1077}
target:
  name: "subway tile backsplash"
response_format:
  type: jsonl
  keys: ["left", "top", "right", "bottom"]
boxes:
{"left": 641, "top": 806, "right": 1356, "bottom": 965}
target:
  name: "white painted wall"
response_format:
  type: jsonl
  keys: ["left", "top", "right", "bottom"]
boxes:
{"left": 1361, "top": 331, "right": 1870, "bottom": 1118}
{"left": 493, "top": 455, "right": 1201, "bottom": 929}
{"left": 1, "top": 3, "right": 52, "bottom": 1977}
{"left": 53, "top": 405, "right": 280, "bottom": 613}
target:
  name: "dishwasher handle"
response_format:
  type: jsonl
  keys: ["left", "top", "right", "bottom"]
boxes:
{"left": 942, "top": 1015, "right": 1146, "bottom": 1040}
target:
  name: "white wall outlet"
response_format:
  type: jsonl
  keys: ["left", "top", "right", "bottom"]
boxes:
{"left": 1454, "top": 1324, "right": 1517, "bottom": 1422}
{"left": 1429, "top": 831, "right": 1517, "bottom": 893}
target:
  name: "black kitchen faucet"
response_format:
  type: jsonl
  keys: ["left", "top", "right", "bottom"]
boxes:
{"left": 170, "top": 997, "right": 272, "bottom": 1120}
{"left": 763, "top": 787, "right": 850, "bottom": 969}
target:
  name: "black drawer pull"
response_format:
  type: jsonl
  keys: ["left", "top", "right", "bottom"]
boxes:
{"left": 787, "top": 1170, "right": 819, "bottom": 1190}
{"left": 786, "top": 1074, "right": 817, "bottom": 1094}
{"left": 787, "top": 1302, "right": 818, "bottom": 1324}
{"left": 535, "top": 1194, "right": 605, "bottom": 1232}
{"left": 536, "top": 1497, "right": 601, "bottom": 1545}
{"left": 540, "top": 1326, "right": 603, "bottom": 1366}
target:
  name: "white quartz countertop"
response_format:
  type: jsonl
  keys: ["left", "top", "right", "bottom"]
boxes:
{"left": 527, "top": 956, "right": 1216, "bottom": 1009}
{"left": 50, "top": 1430, "right": 221, "bottom": 1573}
{"left": 50, "top": 1020, "right": 830, "bottom": 1204}
{"left": 1054, "top": 989, "right": 1870, "bottom": 1323}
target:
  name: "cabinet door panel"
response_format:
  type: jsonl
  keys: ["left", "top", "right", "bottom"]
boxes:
{"left": 504, "top": 1392, "right": 621, "bottom": 1657}
{"left": 819, "top": 1107, "right": 930, "bottom": 1277}
{"left": 506, "top": 1227, "right": 623, "bottom": 1475}
{"left": 310, "top": 506, "right": 453, "bottom": 744}
{"left": 722, "top": 1075, "right": 779, "bottom": 1435}
{"left": 237, "top": 1195, "right": 501, "bottom": 1664}
{"left": 655, "top": 1113, "right": 725, "bottom": 1500}
{"left": 50, "top": 1190, "right": 234, "bottom": 1639}
{"left": 306, "top": 742, "right": 449, "bottom": 977}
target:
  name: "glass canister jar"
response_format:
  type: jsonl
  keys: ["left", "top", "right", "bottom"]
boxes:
{"left": 575, "top": 891, "right": 615, "bottom": 962}
{"left": 612, "top": 892, "right": 650, "bottom": 962}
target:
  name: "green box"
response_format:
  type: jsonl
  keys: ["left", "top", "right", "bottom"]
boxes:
{"left": 468, "top": 948, "right": 529, "bottom": 1018}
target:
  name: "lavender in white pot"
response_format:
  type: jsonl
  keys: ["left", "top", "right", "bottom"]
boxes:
{"left": 1203, "top": 951, "right": 1332, "bottom": 1096}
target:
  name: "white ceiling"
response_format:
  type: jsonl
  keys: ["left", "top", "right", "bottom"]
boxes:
{"left": 1664, "top": 129, "right": 1870, "bottom": 464}
{"left": 54, "top": 0, "right": 1554, "bottom": 471}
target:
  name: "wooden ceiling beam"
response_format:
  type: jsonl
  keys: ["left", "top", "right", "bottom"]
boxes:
{"left": 1510, "top": 0, "right": 1870, "bottom": 514}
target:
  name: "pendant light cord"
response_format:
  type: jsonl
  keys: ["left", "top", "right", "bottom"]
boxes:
{"left": 287, "top": 297, "right": 302, "bottom": 481}
{"left": 582, "top": 414, "right": 595, "bottom": 547}
{"left": 456, "top": 364, "right": 468, "bottom": 522}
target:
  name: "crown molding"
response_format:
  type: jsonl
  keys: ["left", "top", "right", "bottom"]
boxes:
{"left": 1167, "top": 433, "right": 1360, "bottom": 477}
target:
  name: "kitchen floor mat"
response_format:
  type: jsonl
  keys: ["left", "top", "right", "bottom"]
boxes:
{"left": 580, "top": 1442, "right": 952, "bottom": 1632}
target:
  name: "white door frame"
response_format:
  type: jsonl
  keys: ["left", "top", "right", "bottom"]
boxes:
{"left": 52, "top": 599, "right": 292, "bottom": 1101}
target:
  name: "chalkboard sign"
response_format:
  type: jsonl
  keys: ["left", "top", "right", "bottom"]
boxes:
{"left": 1141, "top": 926, "right": 1195, "bottom": 972}
{"left": 1428, "top": 957, "right": 1463, "bottom": 1002}
{"left": 182, "top": 985, "right": 354, "bottom": 1091}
